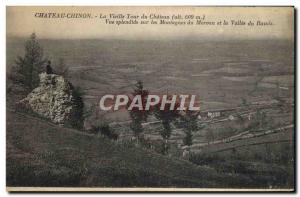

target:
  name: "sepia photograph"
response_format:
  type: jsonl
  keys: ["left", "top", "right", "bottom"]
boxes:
{"left": 6, "top": 6, "right": 295, "bottom": 192}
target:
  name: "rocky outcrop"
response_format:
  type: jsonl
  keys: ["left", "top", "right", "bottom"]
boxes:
{"left": 18, "top": 73, "right": 83, "bottom": 127}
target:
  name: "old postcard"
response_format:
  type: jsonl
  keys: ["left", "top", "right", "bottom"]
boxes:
{"left": 6, "top": 6, "right": 295, "bottom": 192}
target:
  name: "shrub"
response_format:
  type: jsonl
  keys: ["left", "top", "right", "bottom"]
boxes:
{"left": 91, "top": 124, "right": 118, "bottom": 140}
{"left": 69, "top": 85, "right": 84, "bottom": 130}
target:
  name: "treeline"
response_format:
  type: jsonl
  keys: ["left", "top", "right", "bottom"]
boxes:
{"left": 127, "top": 80, "right": 199, "bottom": 154}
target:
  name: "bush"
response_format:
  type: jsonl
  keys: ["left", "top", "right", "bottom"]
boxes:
{"left": 69, "top": 85, "right": 84, "bottom": 130}
{"left": 91, "top": 124, "right": 118, "bottom": 140}
{"left": 100, "top": 124, "right": 118, "bottom": 140}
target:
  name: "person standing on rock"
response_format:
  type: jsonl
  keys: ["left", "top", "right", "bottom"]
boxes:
{"left": 46, "top": 60, "right": 53, "bottom": 74}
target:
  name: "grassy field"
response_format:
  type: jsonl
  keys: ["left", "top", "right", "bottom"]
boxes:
{"left": 7, "top": 109, "right": 259, "bottom": 188}
{"left": 6, "top": 108, "right": 295, "bottom": 188}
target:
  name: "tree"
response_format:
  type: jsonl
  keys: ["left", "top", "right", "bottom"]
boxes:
{"left": 154, "top": 100, "right": 179, "bottom": 154}
{"left": 248, "top": 109, "right": 268, "bottom": 130}
{"left": 205, "top": 129, "right": 214, "bottom": 144}
{"left": 183, "top": 130, "right": 193, "bottom": 146}
{"left": 129, "top": 80, "right": 149, "bottom": 142}
{"left": 12, "top": 33, "right": 47, "bottom": 90}
{"left": 241, "top": 97, "right": 249, "bottom": 107}
{"left": 179, "top": 110, "right": 198, "bottom": 146}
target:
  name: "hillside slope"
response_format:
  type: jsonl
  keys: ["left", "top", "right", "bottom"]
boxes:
{"left": 6, "top": 109, "right": 256, "bottom": 188}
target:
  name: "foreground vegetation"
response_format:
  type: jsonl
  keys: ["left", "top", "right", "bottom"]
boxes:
{"left": 7, "top": 109, "right": 259, "bottom": 188}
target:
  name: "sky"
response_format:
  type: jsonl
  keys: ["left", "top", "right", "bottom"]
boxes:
{"left": 6, "top": 6, "right": 294, "bottom": 40}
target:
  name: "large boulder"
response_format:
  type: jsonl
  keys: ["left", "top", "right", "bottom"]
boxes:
{"left": 18, "top": 73, "right": 83, "bottom": 127}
